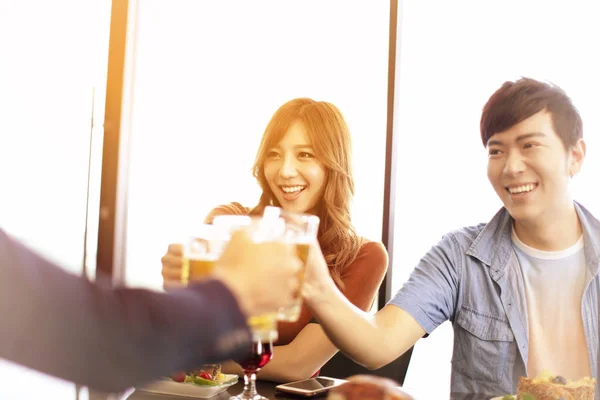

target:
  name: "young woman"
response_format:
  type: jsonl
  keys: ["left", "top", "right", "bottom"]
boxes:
{"left": 161, "top": 98, "right": 388, "bottom": 382}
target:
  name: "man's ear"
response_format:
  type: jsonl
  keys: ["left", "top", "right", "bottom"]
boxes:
{"left": 569, "top": 138, "right": 586, "bottom": 177}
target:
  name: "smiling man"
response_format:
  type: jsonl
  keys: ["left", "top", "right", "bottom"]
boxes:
{"left": 302, "top": 77, "right": 600, "bottom": 398}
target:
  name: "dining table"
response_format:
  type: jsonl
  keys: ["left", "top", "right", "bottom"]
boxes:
{"left": 122, "top": 379, "right": 502, "bottom": 400}
{"left": 125, "top": 379, "right": 326, "bottom": 400}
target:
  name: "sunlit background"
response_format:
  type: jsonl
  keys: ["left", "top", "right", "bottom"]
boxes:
{"left": 0, "top": 0, "right": 111, "bottom": 397}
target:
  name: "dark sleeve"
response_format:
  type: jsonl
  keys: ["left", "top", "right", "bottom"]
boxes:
{"left": 387, "top": 234, "right": 460, "bottom": 334}
{"left": 0, "top": 228, "right": 251, "bottom": 393}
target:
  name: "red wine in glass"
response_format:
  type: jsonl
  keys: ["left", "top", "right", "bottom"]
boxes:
{"left": 239, "top": 341, "right": 273, "bottom": 372}
{"left": 230, "top": 339, "right": 273, "bottom": 400}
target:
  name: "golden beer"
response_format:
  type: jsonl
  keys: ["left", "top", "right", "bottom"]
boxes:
{"left": 296, "top": 242, "right": 310, "bottom": 266}
{"left": 277, "top": 241, "right": 311, "bottom": 322}
{"left": 181, "top": 225, "right": 224, "bottom": 284}
{"left": 184, "top": 254, "right": 218, "bottom": 282}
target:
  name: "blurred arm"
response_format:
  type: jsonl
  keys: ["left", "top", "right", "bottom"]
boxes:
{"left": 0, "top": 228, "right": 250, "bottom": 393}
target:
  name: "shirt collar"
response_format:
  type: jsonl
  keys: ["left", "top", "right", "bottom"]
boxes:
{"left": 466, "top": 201, "right": 600, "bottom": 277}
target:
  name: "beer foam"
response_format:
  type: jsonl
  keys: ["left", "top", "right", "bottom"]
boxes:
{"left": 185, "top": 253, "right": 219, "bottom": 262}
{"left": 283, "top": 233, "right": 314, "bottom": 245}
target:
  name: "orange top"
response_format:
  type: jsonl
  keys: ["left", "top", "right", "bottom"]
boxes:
{"left": 204, "top": 202, "right": 389, "bottom": 346}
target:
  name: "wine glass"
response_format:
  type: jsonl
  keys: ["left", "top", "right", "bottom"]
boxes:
{"left": 229, "top": 334, "right": 274, "bottom": 400}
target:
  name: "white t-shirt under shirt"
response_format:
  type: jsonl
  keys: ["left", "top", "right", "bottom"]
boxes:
{"left": 511, "top": 226, "right": 591, "bottom": 380}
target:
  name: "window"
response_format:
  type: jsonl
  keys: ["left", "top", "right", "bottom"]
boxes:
{"left": 118, "top": 1, "right": 391, "bottom": 293}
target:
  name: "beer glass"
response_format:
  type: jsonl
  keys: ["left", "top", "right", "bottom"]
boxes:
{"left": 263, "top": 206, "right": 319, "bottom": 322}
{"left": 181, "top": 224, "right": 226, "bottom": 283}
{"left": 213, "top": 214, "right": 283, "bottom": 342}
{"left": 212, "top": 215, "right": 252, "bottom": 236}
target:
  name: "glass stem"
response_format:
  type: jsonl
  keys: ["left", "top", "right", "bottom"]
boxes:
{"left": 242, "top": 371, "right": 258, "bottom": 398}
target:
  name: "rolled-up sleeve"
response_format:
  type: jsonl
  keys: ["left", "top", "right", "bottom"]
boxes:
{"left": 388, "top": 234, "right": 460, "bottom": 334}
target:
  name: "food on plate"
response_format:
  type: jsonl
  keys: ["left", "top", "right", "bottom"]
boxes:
{"left": 170, "top": 371, "right": 186, "bottom": 383}
{"left": 326, "top": 375, "right": 414, "bottom": 400}
{"left": 169, "top": 364, "right": 236, "bottom": 386}
{"left": 516, "top": 370, "right": 595, "bottom": 400}
{"left": 192, "top": 364, "right": 222, "bottom": 380}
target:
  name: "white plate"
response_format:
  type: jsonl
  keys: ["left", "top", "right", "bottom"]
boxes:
{"left": 137, "top": 375, "right": 238, "bottom": 398}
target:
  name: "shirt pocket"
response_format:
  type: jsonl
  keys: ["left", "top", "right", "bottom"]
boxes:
{"left": 452, "top": 306, "right": 515, "bottom": 384}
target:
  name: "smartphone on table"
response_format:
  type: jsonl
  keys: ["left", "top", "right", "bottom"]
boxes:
{"left": 275, "top": 376, "right": 347, "bottom": 397}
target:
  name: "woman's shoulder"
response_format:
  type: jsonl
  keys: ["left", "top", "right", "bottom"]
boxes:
{"left": 346, "top": 239, "right": 389, "bottom": 275}
{"left": 339, "top": 239, "right": 389, "bottom": 308}
{"left": 204, "top": 202, "right": 251, "bottom": 224}
{"left": 357, "top": 240, "right": 388, "bottom": 263}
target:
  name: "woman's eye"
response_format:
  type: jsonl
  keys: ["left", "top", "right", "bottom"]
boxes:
{"left": 266, "top": 150, "right": 280, "bottom": 159}
{"left": 298, "top": 151, "right": 314, "bottom": 159}
{"left": 488, "top": 149, "right": 501, "bottom": 156}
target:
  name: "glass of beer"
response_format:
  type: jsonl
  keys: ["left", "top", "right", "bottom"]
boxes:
{"left": 182, "top": 224, "right": 226, "bottom": 284}
{"left": 213, "top": 214, "right": 284, "bottom": 342}
{"left": 212, "top": 215, "right": 252, "bottom": 236}
{"left": 263, "top": 206, "right": 319, "bottom": 322}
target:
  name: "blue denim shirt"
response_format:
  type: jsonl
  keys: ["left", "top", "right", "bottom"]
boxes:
{"left": 390, "top": 202, "right": 600, "bottom": 398}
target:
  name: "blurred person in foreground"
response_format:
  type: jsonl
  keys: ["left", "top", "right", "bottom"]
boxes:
{"left": 0, "top": 227, "right": 300, "bottom": 392}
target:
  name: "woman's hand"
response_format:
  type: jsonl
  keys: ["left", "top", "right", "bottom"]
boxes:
{"left": 161, "top": 243, "right": 184, "bottom": 286}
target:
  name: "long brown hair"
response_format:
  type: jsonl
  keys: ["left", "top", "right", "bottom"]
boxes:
{"left": 250, "top": 98, "right": 364, "bottom": 289}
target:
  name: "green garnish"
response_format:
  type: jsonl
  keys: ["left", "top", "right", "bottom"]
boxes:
{"left": 193, "top": 376, "right": 222, "bottom": 386}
